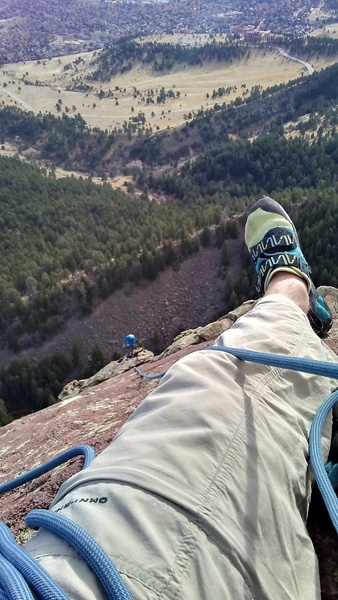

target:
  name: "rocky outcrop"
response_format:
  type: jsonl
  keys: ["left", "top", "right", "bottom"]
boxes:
{"left": 58, "top": 348, "right": 155, "bottom": 401}
{"left": 0, "top": 291, "right": 337, "bottom": 597}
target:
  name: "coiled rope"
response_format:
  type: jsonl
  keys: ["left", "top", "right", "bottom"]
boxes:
{"left": 0, "top": 446, "right": 132, "bottom": 600}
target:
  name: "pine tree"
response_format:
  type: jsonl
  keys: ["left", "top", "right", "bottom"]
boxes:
{"left": 151, "top": 327, "right": 163, "bottom": 353}
{"left": 0, "top": 399, "right": 12, "bottom": 426}
{"left": 200, "top": 227, "right": 212, "bottom": 247}
{"left": 90, "top": 344, "right": 107, "bottom": 375}
{"left": 223, "top": 271, "right": 234, "bottom": 300}
{"left": 221, "top": 240, "right": 230, "bottom": 267}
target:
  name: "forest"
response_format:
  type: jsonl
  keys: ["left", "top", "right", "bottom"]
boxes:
{"left": 2, "top": 132, "right": 338, "bottom": 353}
{"left": 88, "top": 38, "right": 248, "bottom": 82}
{"left": 2, "top": 36, "right": 338, "bottom": 423}
{"left": 1, "top": 127, "right": 338, "bottom": 424}
{"left": 284, "top": 34, "right": 338, "bottom": 57}
{"left": 0, "top": 155, "right": 222, "bottom": 349}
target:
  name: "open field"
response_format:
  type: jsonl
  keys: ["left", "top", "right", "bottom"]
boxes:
{"left": 2, "top": 40, "right": 338, "bottom": 132}
{"left": 310, "top": 23, "right": 338, "bottom": 39}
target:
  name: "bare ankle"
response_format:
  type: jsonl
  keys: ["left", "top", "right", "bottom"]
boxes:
{"left": 265, "top": 272, "right": 309, "bottom": 314}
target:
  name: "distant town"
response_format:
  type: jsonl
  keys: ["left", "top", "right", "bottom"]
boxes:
{"left": 0, "top": 0, "right": 337, "bottom": 63}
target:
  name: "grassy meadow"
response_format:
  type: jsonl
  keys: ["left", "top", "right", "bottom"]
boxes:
{"left": 2, "top": 38, "right": 337, "bottom": 133}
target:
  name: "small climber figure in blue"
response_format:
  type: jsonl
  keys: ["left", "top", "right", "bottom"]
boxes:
{"left": 123, "top": 333, "right": 137, "bottom": 358}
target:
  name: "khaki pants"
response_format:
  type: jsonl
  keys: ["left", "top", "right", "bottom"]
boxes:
{"left": 27, "top": 295, "right": 338, "bottom": 599}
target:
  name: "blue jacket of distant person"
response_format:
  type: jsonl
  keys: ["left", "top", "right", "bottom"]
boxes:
{"left": 123, "top": 334, "right": 136, "bottom": 356}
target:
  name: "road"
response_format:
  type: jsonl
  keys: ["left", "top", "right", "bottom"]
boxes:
{"left": 278, "top": 47, "right": 314, "bottom": 75}
{"left": 0, "top": 86, "right": 38, "bottom": 113}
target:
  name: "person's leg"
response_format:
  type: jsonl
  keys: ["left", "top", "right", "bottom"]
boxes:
{"left": 27, "top": 294, "right": 337, "bottom": 600}
{"left": 26, "top": 198, "right": 337, "bottom": 600}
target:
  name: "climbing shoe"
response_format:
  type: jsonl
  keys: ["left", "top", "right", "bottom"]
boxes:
{"left": 245, "top": 196, "right": 332, "bottom": 336}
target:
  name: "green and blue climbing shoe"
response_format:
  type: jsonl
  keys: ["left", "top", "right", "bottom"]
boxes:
{"left": 245, "top": 196, "right": 332, "bottom": 336}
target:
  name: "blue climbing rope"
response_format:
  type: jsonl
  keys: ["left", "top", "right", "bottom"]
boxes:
{"left": 1, "top": 346, "right": 338, "bottom": 599}
{"left": 134, "top": 366, "right": 166, "bottom": 379}
{"left": 0, "top": 521, "right": 68, "bottom": 600}
{"left": 134, "top": 346, "right": 338, "bottom": 380}
{"left": 309, "top": 388, "right": 338, "bottom": 532}
{"left": 0, "top": 446, "right": 132, "bottom": 600}
{"left": 25, "top": 511, "right": 132, "bottom": 600}
{"left": 207, "top": 346, "right": 338, "bottom": 379}
{"left": 135, "top": 345, "right": 338, "bottom": 532}
{"left": 0, "top": 445, "right": 95, "bottom": 496}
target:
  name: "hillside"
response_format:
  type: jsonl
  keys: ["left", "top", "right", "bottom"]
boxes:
{"left": 0, "top": 287, "right": 337, "bottom": 597}
{"left": 2, "top": 128, "right": 338, "bottom": 421}
{"left": 1, "top": 34, "right": 338, "bottom": 424}
{"left": 0, "top": 241, "right": 243, "bottom": 366}
{"left": 0, "top": 44, "right": 311, "bottom": 133}
{"left": 3, "top": 42, "right": 338, "bottom": 177}
{"left": 1, "top": 34, "right": 338, "bottom": 144}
